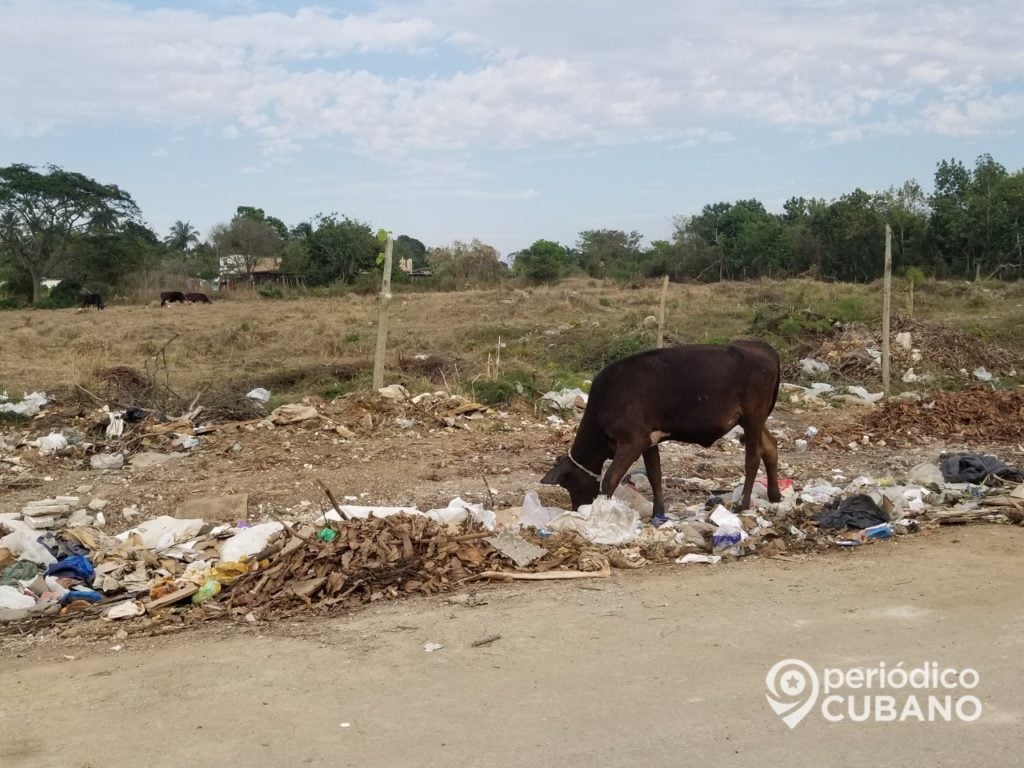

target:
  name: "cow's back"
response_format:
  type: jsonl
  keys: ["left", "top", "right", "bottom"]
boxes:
{"left": 586, "top": 341, "right": 779, "bottom": 445}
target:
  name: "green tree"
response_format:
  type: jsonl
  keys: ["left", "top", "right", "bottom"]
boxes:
{"left": 575, "top": 229, "right": 644, "bottom": 278}
{"left": 73, "top": 220, "right": 164, "bottom": 290}
{"left": 0, "top": 164, "right": 141, "bottom": 303}
{"left": 280, "top": 214, "right": 378, "bottom": 285}
{"left": 808, "top": 189, "right": 886, "bottom": 281}
{"left": 394, "top": 235, "right": 428, "bottom": 271}
{"left": 512, "top": 239, "right": 571, "bottom": 283}
{"left": 674, "top": 199, "right": 794, "bottom": 280}
{"left": 164, "top": 220, "right": 200, "bottom": 252}
{"left": 211, "top": 213, "right": 285, "bottom": 277}
{"left": 873, "top": 181, "right": 930, "bottom": 271}
{"left": 235, "top": 206, "right": 289, "bottom": 241}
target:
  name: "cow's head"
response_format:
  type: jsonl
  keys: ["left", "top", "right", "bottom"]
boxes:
{"left": 541, "top": 455, "right": 599, "bottom": 510}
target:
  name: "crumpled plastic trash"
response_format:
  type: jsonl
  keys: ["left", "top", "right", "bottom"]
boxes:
{"left": 0, "top": 585, "right": 37, "bottom": 610}
{"left": 729, "top": 476, "right": 794, "bottom": 506}
{"left": 90, "top": 453, "right": 125, "bottom": 470}
{"left": 34, "top": 432, "right": 68, "bottom": 456}
{"left": 800, "top": 358, "right": 830, "bottom": 375}
{"left": 786, "top": 382, "right": 835, "bottom": 399}
{"left": 676, "top": 554, "right": 722, "bottom": 565}
{"left": 845, "top": 386, "right": 884, "bottom": 404}
{"left": 219, "top": 522, "right": 284, "bottom": 562}
{"left": 192, "top": 579, "right": 222, "bottom": 604}
{"left": 799, "top": 481, "right": 843, "bottom": 505}
{"left": 547, "top": 495, "right": 638, "bottom": 546}
{"left": 103, "top": 600, "right": 145, "bottom": 620}
{"left": 0, "top": 525, "right": 58, "bottom": 565}
{"left": 540, "top": 388, "right": 588, "bottom": 411}
{"left": 246, "top": 387, "right": 272, "bottom": 403}
{"left": 105, "top": 410, "right": 125, "bottom": 439}
{"left": 973, "top": 367, "right": 993, "bottom": 382}
{"left": 0, "top": 391, "right": 47, "bottom": 416}
{"left": 709, "top": 505, "right": 747, "bottom": 555}
{"left": 908, "top": 462, "right": 943, "bottom": 486}
{"left": 518, "top": 490, "right": 563, "bottom": 529}
{"left": 173, "top": 434, "right": 200, "bottom": 450}
{"left": 117, "top": 516, "right": 206, "bottom": 550}
{"left": 425, "top": 498, "right": 496, "bottom": 531}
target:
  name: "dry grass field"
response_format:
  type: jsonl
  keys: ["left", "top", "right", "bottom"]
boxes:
{"left": 3, "top": 277, "right": 1022, "bottom": 404}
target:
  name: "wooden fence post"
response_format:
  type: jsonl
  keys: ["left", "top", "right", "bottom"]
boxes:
{"left": 882, "top": 224, "right": 892, "bottom": 397}
{"left": 372, "top": 235, "right": 394, "bottom": 390}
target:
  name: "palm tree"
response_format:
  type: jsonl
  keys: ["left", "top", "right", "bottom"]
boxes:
{"left": 165, "top": 220, "right": 200, "bottom": 251}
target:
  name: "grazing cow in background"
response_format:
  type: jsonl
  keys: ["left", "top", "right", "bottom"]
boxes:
{"left": 541, "top": 340, "right": 782, "bottom": 515}
{"left": 80, "top": 292, "right": 106, "bottom": 309}
{"left": 160, "top": 291, "right": 186, "bottom": 307}
{"left": 185, "top": 292, "right": 212, "bottom": 304}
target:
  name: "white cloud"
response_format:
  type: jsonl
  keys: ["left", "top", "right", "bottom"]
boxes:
{"left": 0, "top": 0, "right": 1021, "bottom": 155}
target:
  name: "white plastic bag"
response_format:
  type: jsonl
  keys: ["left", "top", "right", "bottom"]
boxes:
{"left": 0, "top": 586, "right": 37, "bottom": 610}
{"left": 547, "top": 495, "right": 639, "bottom": 545}
{"left": 518, "top": 490, "right": 564, "bottom": 529}
{"left": 219, "top": 522, "right": 284, "bottom": 562}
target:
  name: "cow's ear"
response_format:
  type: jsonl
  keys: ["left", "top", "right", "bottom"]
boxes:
{"left": 541, "top": 457, "right": 569, "bottom": 485}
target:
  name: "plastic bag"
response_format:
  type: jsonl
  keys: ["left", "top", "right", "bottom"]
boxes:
{"left": 0, "top": 585, "right": 37, "bottom": 610}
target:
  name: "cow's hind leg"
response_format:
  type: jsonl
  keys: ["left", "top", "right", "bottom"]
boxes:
{"left": 737, "top": 422, "right": 766, "bottom": 510}
{"left": 641, "top": 445, "right": 666, "bottom": 520}
{"left": 759, "top": 427, "right": 781, "bottom": 502}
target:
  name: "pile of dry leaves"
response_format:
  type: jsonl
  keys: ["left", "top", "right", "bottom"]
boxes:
{"left": 860, "top": 387, "right": 1024, "bottom": 441}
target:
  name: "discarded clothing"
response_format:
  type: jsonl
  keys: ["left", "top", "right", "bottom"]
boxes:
{"left": 939, "top": 453, "right": 1024, "bottom": 484}
{"left": 44, "top": 555, "right": 96, "bottom": 585}
{"left": 815, "top": 494, "right": 889, "bottom": 530}
{"left": 61, "top": 589, "right": 103, "bottom": 604}
{"left": 0, "top": 560, "right": 42, "bottom": 587}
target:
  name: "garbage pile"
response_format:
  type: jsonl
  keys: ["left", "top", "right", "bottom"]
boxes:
{"left": 2, "top": 447, "right": 1023, "bottom": 630}
{"left": 0, "top": 381, "right": 502, "bottom": 496}
{"left": 789, "top": 320, "right": 1017, "bottom": 386}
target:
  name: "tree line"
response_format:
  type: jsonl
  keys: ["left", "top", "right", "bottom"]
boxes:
{"left": 2, "top": 153, "right": 1022, "bottom": 306}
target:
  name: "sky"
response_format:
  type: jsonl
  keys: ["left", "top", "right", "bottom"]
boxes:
{"left": 2, "top": 0, "right": 1023, "bottom": 257}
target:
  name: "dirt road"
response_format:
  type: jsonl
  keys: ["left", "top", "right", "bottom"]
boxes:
{"left": 2, "top": 525, "right": 1021, "bottom": 768}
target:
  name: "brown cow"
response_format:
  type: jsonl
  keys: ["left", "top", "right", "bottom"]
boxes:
{"left": 160, "top": 291, "right": 186, "bottom": 307}
{"left": 541, "top": 340, "right": 782, "bottom": 514}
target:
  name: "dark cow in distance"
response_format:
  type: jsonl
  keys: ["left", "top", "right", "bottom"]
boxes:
{"left": 80, "top": 292, "right": 106, "bottom": 309}
{"left": 542, "top": 340, "right": 782, "bottom": 515}
{"left": 185, "top": 292, "right": 211, "bottom": 304}
{"left": 160, "top": 291, "right": 186, "bottom": 307}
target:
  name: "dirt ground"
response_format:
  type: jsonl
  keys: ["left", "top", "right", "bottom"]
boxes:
{"left": 1, "top": 525, "right": 1021, "bottom": 768}
{"left": 3, "top": 394, "right": 1024, "bottom": 766}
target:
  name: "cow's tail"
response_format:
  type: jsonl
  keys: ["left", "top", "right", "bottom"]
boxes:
{"left": 768, "top": 348, "right": 781, "bottom": 415}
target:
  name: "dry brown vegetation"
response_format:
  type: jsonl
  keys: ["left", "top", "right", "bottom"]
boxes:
{"left": 2, "top": 277, "right": 1023, "bottom": 404}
